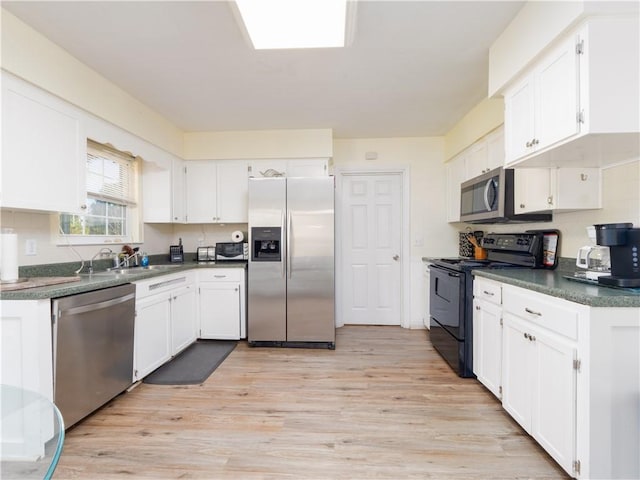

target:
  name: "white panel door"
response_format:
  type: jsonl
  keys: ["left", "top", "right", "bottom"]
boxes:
{"left": 342, "top": 174, "right": 402, "bottom": 325}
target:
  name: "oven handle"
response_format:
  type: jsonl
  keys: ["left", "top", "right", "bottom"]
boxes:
{"left": 429, "top": 264, "right": 461, "bottom": 277}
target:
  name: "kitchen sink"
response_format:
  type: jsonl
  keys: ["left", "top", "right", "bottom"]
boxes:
{"left": 87, "top": 265, "right": 183, "bottom": 276}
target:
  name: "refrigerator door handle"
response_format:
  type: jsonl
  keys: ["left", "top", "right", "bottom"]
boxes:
{"left": 287, "top": 210, "right": 292, "bottom": 279}
{"left": 280, "top": 209, "right": 286, "bottom": 278}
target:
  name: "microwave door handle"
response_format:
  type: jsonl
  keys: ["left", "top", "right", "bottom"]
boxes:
{"left": 484, "top": 179, "right": 498, "bottom": 212}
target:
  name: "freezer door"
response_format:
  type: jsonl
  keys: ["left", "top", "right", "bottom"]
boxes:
{"left": 248, "top": 178, "right": 287, "bottom": 342}
{"left": 286, "top": 177, "right": 335, "bottom": 342}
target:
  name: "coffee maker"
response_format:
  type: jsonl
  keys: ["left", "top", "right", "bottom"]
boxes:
{"left": 594, "top": 223, "right": 640, "bottom": 288}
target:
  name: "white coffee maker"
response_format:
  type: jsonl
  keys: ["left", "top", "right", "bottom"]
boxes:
{"left": 576, "top": 226, "right": 611, "bottom": 280}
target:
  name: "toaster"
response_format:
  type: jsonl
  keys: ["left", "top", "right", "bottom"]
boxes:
{"left": 196, "top": 246, "right": 216, "bottom": 262}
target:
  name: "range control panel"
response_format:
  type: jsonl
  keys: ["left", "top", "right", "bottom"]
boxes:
{"left": 481, "top": 233, "right": 539, "bottom": 254}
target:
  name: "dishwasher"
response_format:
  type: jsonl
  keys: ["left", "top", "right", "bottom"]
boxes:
{"left": 51, "top": 283, "right": 135, "bottom": 428}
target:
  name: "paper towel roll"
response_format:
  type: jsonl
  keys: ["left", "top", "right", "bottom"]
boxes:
{"left": 231, "top": 231, "right": 245, "bottom": 243}
{"left": 1, "top": 232, "right": 19, "bottom": 281}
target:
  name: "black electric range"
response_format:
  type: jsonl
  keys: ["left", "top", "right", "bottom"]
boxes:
{"left": 428, "top": 231, "right": 559, "bottom": 378}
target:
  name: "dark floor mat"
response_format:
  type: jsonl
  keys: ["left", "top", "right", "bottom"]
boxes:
{"left": 143, "top": 340, "right": 237, "bottom": 385}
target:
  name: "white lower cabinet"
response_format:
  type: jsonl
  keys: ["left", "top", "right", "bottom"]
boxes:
{"left": 472, "top": 278, "right": 503, "bottom": 399}
{"left": 473, "top": 281, "right": 640, "bottom": 479}
{"left": 133, "top": 272, "right": 197, "bottom": 381}
{"left": 502, "top": 285, "right": 578, "bottom": 476}
{"left": 198, "top": 268, "right": 246, "bottom": 340}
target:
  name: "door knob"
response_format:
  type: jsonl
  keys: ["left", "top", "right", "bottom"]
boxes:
{"left": 393, "top": 255, "right": 400, "bottom": 261}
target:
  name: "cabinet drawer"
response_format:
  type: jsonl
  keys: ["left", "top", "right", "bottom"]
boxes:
{"left": 135, "top": 272, "right": 195, "bottom": 298}
{"left": 503, "top": 285, "right": 580, "bottom": 340}
{"left": 198, "top": 268, "right": 244, "bottom": 283}
{"left": 474, "top": 278, "right": 502, "bottom": 305}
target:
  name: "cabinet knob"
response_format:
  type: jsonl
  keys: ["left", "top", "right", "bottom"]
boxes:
{"left": 547, "top": 196, "right": 553, "bottom": 205}
{"left": 80, "top": 204, "right": 87, "bottom": 210}
{"left": 476, "top": 305, "right": 481, "bottom": 310}
{"left": 533, "top": 139, "right": 539, "bottom": 145}
{"left": 520, "top": 204, "right": 525, "bottom": 209}
{"left": 524, "top": 332, "right": 529, "bottom": 340}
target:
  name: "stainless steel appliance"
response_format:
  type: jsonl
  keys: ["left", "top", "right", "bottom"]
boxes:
{"left": 215, "top": 242, "right": 248, "bottom": 261}
{"left": 248, "top": 177, "right": 335, "bottom": 349}
{"left": 429, "top": 231, "right": 559, "bottom": 377}
{"left": 594, "top": 222, "right": 640, "bottom": 287}
{"left": 51, "top": 284, "right": 135, "bottom": 428}
{"left": 197, "top": 246, "right": 216, "bottom": 262}
{"left": 460, "top": 167, "right": 552, "bottom": 224}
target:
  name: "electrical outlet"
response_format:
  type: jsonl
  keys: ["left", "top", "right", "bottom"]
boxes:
{"left": 25, "top": 239, "right": 37, "bottom": 256}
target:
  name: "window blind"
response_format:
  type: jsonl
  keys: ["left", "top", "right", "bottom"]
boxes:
{"left": 86, "top": 140, "right": 137, "bottom": 205}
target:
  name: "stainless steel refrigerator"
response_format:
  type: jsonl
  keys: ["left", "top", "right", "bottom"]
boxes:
{"left": 248, "top": 177, "right": 335, "bottom": 349}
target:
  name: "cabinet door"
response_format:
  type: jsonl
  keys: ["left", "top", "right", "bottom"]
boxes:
{"left": 514, "top": 168, "right": 552, "bottom": 214}
{"left": 2, "top": 76, "right": 86, "bottom": 214}
{"left": 504, "top": 76, "right": 535, "bottom": 163}
{"left": 170, "top": 284, "right": 197, "bottom": 355}
{"left": 445, "top": 154, "right": 466, "bottom": 222}
{"left": 185, "top": 160, "right": 217, "bottom": 223}
{"left": 535, "top": 36, "right": 579, "bottom": 151}
{"left": 134, "top": 293, "right": 172, "bottom": 381}
{"left": 464, "top": 141, "right": 489, "bottom": 181}
{"left": 473, "top": 299, "right": 503, "bottom": 399}
{"left": 552, "top": 167, "right": 601, "bottom": 211}
{"left": 486, "top": 127, "right": 505, "bottom": 171}
{"left": 532, "top": 329, "right": 577, "bottom": 475}
{"left": 502, "top": 313, "right": 533, "bottom": 432}
{"left": 287, "top": 159, "right": 328, "bottom": 177}
{"left": 422, "top": 263, "right": 430, "bottom": 329}
{"left": 248, "top": 159, "right": 288, "bottom": 178}
{"left": 199, "top": 283, "right": 241, "bottom": 340}
{"left": 172, "top": 159, "right": 186, "bottom": 223}
{"left": 216, "top": 161, "right": 249, "bottom": 223}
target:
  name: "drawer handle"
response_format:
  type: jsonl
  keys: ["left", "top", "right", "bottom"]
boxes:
{"left": 524, "top": 307, "right": 542, "bottom": 316}
{"left": 483, "top": 290, "right": 494, "bottom": 296}
{"left": 214, "top": 275, "right": 227, "bottom": 279}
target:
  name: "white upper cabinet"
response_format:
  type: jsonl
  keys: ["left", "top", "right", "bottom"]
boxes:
{"left": 504, "top": 16, "right": 640, "bottom": 167}
{"left": 465, "top": 126, "right": 505, "bottom": 180}
{"left": 505, "top": 35, "right": 579, "bottom": 163}
{"left": 184, "top": 160, "right": 249, "bottom": 224}
{"left": 1, "top": 73, "right": 86, "bottom": 214}
{"left": 142, "top": 158, "right": 186, "bottom": 223}
{"left": 216, "top": 160, "right": 249, "bottom": 223}
{"left": 445, "top": 153, "right": 466, "bottom": 223}
{"left": 514, "top": 167, "right": 601, "bottom": 214}
{"left": 248, "top": 158, "right": 329, "bottom": 178}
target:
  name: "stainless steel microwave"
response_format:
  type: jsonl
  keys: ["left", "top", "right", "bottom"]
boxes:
{"left": 215, "top": 242, "right": 248, "bottom": 261}
{"left": 459, "top": 168, "right": 552, "bottom": 224}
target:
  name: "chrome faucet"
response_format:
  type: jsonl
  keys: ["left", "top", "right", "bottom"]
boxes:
{"left": 113, "top": 251, "right": 140, "bottom": 269}
{"left": 89, "top": 247, "right": 114, "bottom": 274}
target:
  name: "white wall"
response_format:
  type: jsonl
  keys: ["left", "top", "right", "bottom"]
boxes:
{"left": 184, "top": 129, "right": 333, "bottom": 160}
{"left": 333, "top": 137, "right": 460, "bottom": 329}
{"left": 1, "top": 9, "right": 184, "bottom": 157}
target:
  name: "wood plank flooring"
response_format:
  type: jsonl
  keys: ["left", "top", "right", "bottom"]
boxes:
{"left": 54, "top": 326, "right": 569, "bottom": 479}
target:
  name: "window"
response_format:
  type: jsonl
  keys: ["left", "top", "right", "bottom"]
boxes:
{"left": 60, "top": 140, "right": 140, "bottom": 244}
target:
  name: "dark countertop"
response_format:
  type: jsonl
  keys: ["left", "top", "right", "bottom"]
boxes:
{"left": 472, "top": 268, "right": 640, "bottom": 308}
{"left": 422, "top": 256, "right": 640, "bottom": 308}
{"left": 0, "top": 261, "right": 247, "bottom": 301}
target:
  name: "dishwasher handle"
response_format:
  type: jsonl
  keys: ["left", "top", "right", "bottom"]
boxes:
{"left": 57, "top": 292, "right": 135, "bottom": 317}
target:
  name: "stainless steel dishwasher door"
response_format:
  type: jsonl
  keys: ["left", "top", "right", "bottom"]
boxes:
{"left": 52, "top": 283, "right": 135, "bottom": 428}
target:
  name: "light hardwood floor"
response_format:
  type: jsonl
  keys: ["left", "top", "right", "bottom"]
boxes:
{"left": 55, "top": 326, "right": 569, "bottom": 479}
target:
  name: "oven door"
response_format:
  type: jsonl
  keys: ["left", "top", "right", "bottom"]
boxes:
{"left": 429, "top": 264, "right": 466, "bottom": 339}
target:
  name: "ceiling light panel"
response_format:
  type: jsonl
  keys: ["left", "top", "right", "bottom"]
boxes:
{"left": 235, "top": 0, "right": 348, "bottom": 49}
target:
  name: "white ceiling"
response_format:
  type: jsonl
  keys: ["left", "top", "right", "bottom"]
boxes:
{"left": 2, "top": 1, "right": 524, "bottom": 138}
